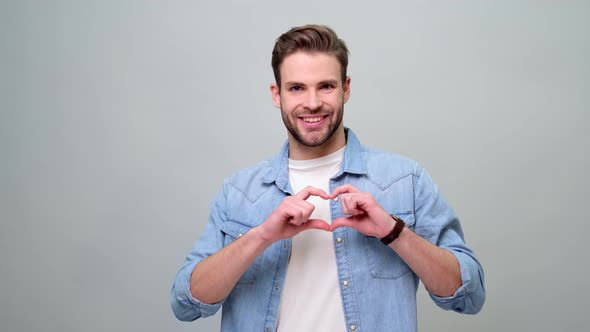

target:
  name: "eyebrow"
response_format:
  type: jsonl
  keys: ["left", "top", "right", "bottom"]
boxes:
{"left": 318, "top": 79, "right": 339, "bottom": 86}
{"left": 284, "top": 81, "right": 304, "bottom": 87}
{"left": 284, "top": 79, "right": 339, "bottom": 87}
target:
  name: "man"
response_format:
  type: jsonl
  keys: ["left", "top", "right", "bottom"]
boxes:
{"left": 171, "top": 25, "right": 485, "bottom": 331}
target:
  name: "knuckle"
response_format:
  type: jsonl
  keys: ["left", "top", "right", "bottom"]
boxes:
{"left": 295, "top": 209, "right": 304, "bottom": 219}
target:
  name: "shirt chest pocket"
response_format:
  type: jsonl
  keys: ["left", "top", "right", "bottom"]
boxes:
{"left": 362, "top": 212, "right": 415, "bottom": 279}
{"left": 219, "top": 220, "right": 259, "bottom": 285}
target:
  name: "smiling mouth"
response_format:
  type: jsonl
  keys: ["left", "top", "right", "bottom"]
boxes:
{"left": 302, "top": 116, "right": 324, "bottom": 123}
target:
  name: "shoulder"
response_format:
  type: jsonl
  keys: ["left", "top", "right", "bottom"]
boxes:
{"left": 226, "top": 159, "right": 272, "bottom": 183}
{"left": 221, "top": 158, "right": 275, "bottom": 202}
{"left": 360, "top": 145, "right": 424, "bottom": 181}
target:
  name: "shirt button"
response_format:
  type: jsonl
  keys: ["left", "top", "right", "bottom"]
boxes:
{"left": 333, "top": 196, "right": 339, "bottom": 202}
{"left": 350, "top": 325, "right": 356, "bottom": 331}
{"left": 265, "top": 328, "right": 271, "bottom": 332}
{"left": 282, "top": 243, "right": 287, "bottom": 248}
{"left": 342, "top": 280, "right": 349, "bottom": 286}
{"left": 238, "top": 233, "right": 243, "bottom": 238}
{"left": 336, "top": 237, "right": 343, "bottom": 243}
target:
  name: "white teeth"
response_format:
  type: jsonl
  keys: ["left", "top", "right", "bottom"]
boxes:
{"left": 303, "top": 117, "right": 322, "bottom": 123}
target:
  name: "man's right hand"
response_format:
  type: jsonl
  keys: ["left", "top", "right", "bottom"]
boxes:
{"left": 256, "top": 186, "right": 331, "bottom": 244}
{"left": 190, "top": 186, "right": 330, "bottom": 304}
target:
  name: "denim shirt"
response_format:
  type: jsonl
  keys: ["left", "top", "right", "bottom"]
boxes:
{"left": 171, "top": 128, "right": 485, "bottom": 332}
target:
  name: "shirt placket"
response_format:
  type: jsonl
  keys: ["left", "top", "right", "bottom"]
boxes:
{"left": 331, "top": 177, "right": 362, "bottom": 332}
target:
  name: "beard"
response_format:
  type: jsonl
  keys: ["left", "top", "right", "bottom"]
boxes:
{"left": 281, "top": 103, "right": 344, "bottom": 148}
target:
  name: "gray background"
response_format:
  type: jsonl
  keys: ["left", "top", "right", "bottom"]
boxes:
{"left": 2, "top": 0, "right": 589, "bottom": 331}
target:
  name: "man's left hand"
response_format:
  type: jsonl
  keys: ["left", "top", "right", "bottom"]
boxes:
{"left": 330, "top": 184, "right": 396, "bottom": 238}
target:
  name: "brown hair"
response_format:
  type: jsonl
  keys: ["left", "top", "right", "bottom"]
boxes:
{"left": 271, "top": 25, "right": 349, "bottom": 88}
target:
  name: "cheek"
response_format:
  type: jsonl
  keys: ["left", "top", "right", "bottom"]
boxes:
{"left": 324, "top": 93, "right": 342, "bottom": 107}
{"left": 281, "top": 98, "right": 301, "bottom": 113}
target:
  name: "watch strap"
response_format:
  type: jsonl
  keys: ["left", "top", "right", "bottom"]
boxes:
{"left": 380, "top": 214, "right": 405, "bottom": 245}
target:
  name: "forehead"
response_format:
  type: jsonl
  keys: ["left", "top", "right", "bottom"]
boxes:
{"left": 279, "top": 51, "right": 341, "bottom": 84}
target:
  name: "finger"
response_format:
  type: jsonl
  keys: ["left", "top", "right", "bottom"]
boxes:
{"left": 296, "top": 200, "right": 316, "bottom": 221}
{"left": 282, "top": 204, "right": 311, "bottom": 226}
{"left": 330, "top": 216, "right": 355, "bottom": 231}
{"left": 341, "top": 194, "right": 366, "bottom": 216}
{"left": 283, "top": 195, "right": 315, "bottom": 211}
{"left": 330, "top": 184, "right": 361, "bottom": 198}
{"left": 301, "top": 218, "right": 331, "bottom": 232}
{"left": 294, "top": 186, "right": 331, "bottom": 200}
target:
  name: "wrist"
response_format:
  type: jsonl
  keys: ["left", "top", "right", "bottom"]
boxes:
{"left": 249, "top": 225, "right": 276, "bottom": 248}
{"left": 377, "top": 214, "right": 396, "bottom": 238}
{"left": 380, "top": 214, "right": 405, "bottom": 245}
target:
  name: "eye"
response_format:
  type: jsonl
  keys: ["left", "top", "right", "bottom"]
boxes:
{"left": 289, "top": 85, "right": 303, "bottom": 92}
{"left": 320, "top": 83, "right": 335, "bottom": 90}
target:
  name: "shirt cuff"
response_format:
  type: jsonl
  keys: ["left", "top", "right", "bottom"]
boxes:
{"left": 186, "top": 266, "right": 224, "bottom": 315}
{"left": 173, "top": 261, "right": 224, "bottom": 319}
{"left": 429, "top": 250, "right": 482, "bottom": 314}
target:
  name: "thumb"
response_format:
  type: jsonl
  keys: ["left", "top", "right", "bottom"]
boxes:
{"left": 330, "top": 216, "right": 354, "bottom": 231}
{"left": 302, "top": 218, "right": 331, "bottom": 232}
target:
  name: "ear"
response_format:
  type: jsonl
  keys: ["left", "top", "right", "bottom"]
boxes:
{"left": 270, "top": 83, "right": 281, "bottom": 108}
{"left": 343, "top": 76, "right": 351, "bottom": 103}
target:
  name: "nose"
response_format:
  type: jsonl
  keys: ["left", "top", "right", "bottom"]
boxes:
{"left": 303, "top": 90, "right": 322, "bottom": 110}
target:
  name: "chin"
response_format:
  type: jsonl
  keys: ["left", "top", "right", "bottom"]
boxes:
{"left": 302, "top": 134, "right": 331, "bottom": 147}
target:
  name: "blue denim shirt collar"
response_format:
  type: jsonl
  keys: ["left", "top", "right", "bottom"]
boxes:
{"left": 261, "top": 127, "right": 367, "bottom": 192}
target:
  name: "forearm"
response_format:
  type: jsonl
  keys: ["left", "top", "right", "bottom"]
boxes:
{"left": 390, "top": 226, "right": 461, "bottom": 297}
{"left": 190, "top": 226, "right": 272, "bottom": 304}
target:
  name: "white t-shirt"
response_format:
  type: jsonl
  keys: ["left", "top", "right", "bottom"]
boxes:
{"left": 276, "top": 147, "right": 347, "bottom": 332}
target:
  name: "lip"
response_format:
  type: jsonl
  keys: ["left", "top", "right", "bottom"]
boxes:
{"left": 298, "top": 114, "right": 329, "bottom": 128}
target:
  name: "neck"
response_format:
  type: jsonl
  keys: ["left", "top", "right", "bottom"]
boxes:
{"left": 288, "top": 126, "right": 346, "bottom": 160}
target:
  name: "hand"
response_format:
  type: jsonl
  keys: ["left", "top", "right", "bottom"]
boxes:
{"left": 257, "top": 186, "right": 331, "bottom": 243}
{"left": 330, "top": 184, "right": 395, "bottom": 238}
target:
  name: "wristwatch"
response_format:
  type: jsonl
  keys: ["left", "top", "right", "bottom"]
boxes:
{"left": 380, "top": 214, "right": 405, "bottom": 245}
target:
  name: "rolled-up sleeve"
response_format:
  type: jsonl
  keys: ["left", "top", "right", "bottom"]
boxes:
{"left": 413, "top": 166, "right": 486, "bottom": 314}
{"left": 170, "top": 187, "right": 228, "bottom": 321}
{"left": 430, "top": 249, "right": 485, "bottom": 314}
